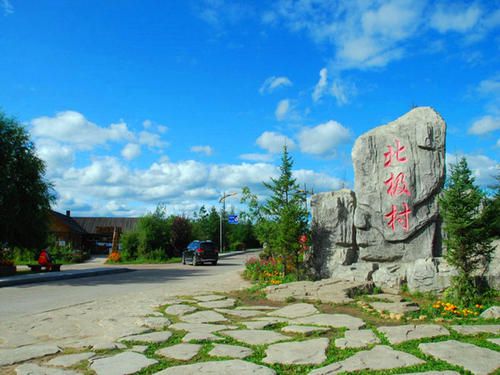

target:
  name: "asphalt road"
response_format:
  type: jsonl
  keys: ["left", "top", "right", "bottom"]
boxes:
{"left": 0, "top": 251, "right": 257, "bottom": 319}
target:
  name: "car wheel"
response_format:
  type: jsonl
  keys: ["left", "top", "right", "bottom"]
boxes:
{"left": 192, "top": 255, "right": 198, "bottom": 266}
{"left": 211, "top": 261, "right": 217, "bottom": 266}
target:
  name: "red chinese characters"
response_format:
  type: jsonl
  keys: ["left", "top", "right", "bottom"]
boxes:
{"left": 383, "top": 139, "right": 412, "bottom": 232}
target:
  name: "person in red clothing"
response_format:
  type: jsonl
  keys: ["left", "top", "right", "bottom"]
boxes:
{"left": 38, "top": 248, "right": 52, "bottom": 268}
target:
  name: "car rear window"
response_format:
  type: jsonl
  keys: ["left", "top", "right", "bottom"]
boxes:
{"left": 201, "top": 242, "right": 215, "bottom": 251}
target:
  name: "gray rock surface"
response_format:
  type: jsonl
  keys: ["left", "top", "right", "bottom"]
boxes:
{"left": 310, "top": 345, "right": 425, "bottom": 374}
{"left": 156, "top": 343, "right": 201, "bottom": 361}
{"left": 369, "top": 301, "right": 420, "bottom": 314}
{"left": 451, "top": 325, "right": 500, "bottom": 335}
{"left": 372, "top": 264, "right": 407, "bottom": 292}
{"left": 235, "top": 305, "right": 277, "bottom": 310}
{"left": 153, "top": 359, "right": 276, "bottom": 375}
{"left": 0, "top": 344, "right": 61, "bottom": 366}
{"left": 310, "top": 190, "right": 357, "bottom": 278}
{"left": 352, "top": 107, "right": 446, "bottom": 262}
{"left": 486, "top": 239, "right": 500, "bottom": 289}
{"left": 182, "top": 332, "right": 222, "bottom": 342}
{"left": 267, "top": 303, "right": 319, "bottom": 319}
{"left": 169, "top": 323, "right": 237, "bottom": 333}
{"left": 208, "top": 344, "right": 253, "bottom": 359}
{"left": 406, "top": 258, "right": 455, "bottom": 292}
{"left": 15, "top": 364, "right": 80, "bottom": 375}
{"left": 192, "top": 295, "right": 226, "bottom": 302}
{"left": 47, "top": 352, "right": 95, "bottom": 367}
{"left": 334, "top": 329, "right": 381, "bottom": 348}
{"left": 263, "top": 338, "right": 329, "bottom": 365}
{"left": 265, "top": 278, "right": 372, "bottom": 304}
{"left": 197, "top": 298, "right": 236, "bottom": 309}
{"left": 180, "top": 310, "right": 228, "bottom": 324}
{"left": 292, "top": 313, "right": 365, "bottom": 330}
{"left": 119, "top": 331, "right": 172, "bottom": 343}
{"left": 378, "top": 324, "right": 449, "bottom": 344}
{"left": 488, "top": 338, "right": 500, "bottom": 346}
{"left": 90, "top": 351, "right": 157, "bottom": 375}
{"left": 242, "top": 317, "right": 288, "bottom": 330}
{"left": 419, "top": 340, "right": 500, "bottom": 375}
{"left": 215, "top": 308, "right": 264, "bottom": 318}
{"left": 480, "top": 306, "right": 500, "bottom": 319}
{"left": 130, "top": 345, "right": 148, "bottom": 353}
{"left": 281, "top": 325, "right": 329, "bottom": 335}
{"left": 139, "top": 317, "right": 171, "bottom": 329}
{"left": 164, "top": 304, "right": 197, "bottom": 316}
{"left": 219, "top": 329, "right": 291, "bottom": 345}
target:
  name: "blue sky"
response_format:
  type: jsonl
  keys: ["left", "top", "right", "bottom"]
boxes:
{"left": 1, "top": 0, "right": 499, "bottom": 217}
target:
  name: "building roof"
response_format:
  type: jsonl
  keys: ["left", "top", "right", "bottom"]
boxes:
{"left": 73, "top": 217, "right": 139, "bottom": 233}
{"left": 50, "top": 210, "right": 87, "bottom": 234}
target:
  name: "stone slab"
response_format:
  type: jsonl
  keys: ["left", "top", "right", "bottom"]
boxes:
{"left": 334, "top": 329, "right": 381, "bottom": 348}
{"left": 215, "top": 309, "right": 265, "bottom": 318}
{"left": 192, "top": 294, "right": 226, "bottom": 302}
{"left": 119, "top": 331, "right": 172, "bottom": 343}
{"left": 235, "top": 306, "right": 277, "bottom": 310}
{"left": 164, "top": 304, "right": 197, "bottom": 316}
{"left": 208, "top": 344, "right": 253, "bottom": 359}
{"left": 90, "top": 351, "right": 157, "bottom": 375}
{"left": 47, "top": 352, "right": 95, "bottom": 367}
{"left": 292, "top": 313, "right": 365, "bottom": 330}
{"left": 488, "top": 338, "right": 500, "bottom": 346}
{"left": 156, "top": 343, "right": 201, "bottom": 361}
{"left": 281, "top": 325, "right": 329, "bottom": 335}
{"left": 0, "top": 344, "right": 61, "bottom": 366}
{"left": 451, "top": 325, "right": 500, "bottom": 335}
{"left": 15, "top": 364, "right": 80, "bottom": 375}
{"left": 369, "top": 301, "right": 420, "bottom": 314}
{"left": 182, "top": 331, "right": 223, "bottom": 342}
{"left": 219, "top": 329, "right": 291, "bottom": 345}
{"left": 130, "top": 345, "right": 148, "bottom": 353}
{"left": 378, "top": 324, "right": 449, "bottom": 344}
{"left": 139, "top": 317, "right": 171, "bottom": 329}
{"left": 180, "top": 311, "right": 228, "bottom": 324}
{"left": 153, "top": 359, "right": 276, "bottom": 374}
{"left": 169, "top": 323, "right": 237, "bottom": 333}
{"left": 365, "top": 293, "right": 405, "bottom": 303}
{"left": 480, "top": 306, "right": 500, "bottom": 319}
{"left": 198, "top": 298, "right": 236, "bottom": 309}
{"left": 267, "top": 303, "right": 319, "bottom": 319}
{"left": 263, "top": 338, "right": 329, "bottom": 365}
{"left": 242, "top": 317, "right": 289, "bottom": 330}
{"left": 419, "top": 340, "right": 500, "bottom": 375}
{"left": 310, "top": 345, "right": 425, "bottom": 374}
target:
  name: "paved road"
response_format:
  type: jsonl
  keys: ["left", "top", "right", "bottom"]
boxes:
{"left": 0, "top": 251, "right": 256, "bottom": 320}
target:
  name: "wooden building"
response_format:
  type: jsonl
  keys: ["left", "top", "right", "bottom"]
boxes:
{"left": 49, "top": 211, "right": 139, "bottom": 254}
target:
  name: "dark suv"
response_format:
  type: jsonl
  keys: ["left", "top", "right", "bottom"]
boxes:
{"left": 182, "top": 240, "right": 218, "bottom": 266}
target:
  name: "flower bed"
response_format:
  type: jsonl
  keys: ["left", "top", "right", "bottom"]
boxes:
{"left": 243, "top": 256, "right": 296, "bottom": 286}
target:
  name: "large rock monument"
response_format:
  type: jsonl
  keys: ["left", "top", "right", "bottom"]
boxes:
{"left": 310, "top": 107, "right": 448, "bottom": 291}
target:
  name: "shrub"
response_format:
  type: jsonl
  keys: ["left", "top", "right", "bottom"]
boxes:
{"left": 107, "top": 251, "right": 121, "bottom": 263}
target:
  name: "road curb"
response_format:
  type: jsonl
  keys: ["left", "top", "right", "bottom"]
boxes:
{"left": 218, "top": 248, "right": 261, "bottom": 258}
{"left": 0, "top": 267, "right": 133, "bottom": 288}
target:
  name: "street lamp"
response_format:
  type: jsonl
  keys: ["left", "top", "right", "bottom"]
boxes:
{"left": 219, "top": 191, "right": 238, "bottom": 253}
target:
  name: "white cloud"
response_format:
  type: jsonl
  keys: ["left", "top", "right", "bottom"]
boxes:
{"left": 446, "top": 153, "right": 499, "bottom": 187}
{"left": 239, "top": 153, "right": 273, "bottom": 162}
{"left": 190, "top": 145, "right": 214, "bottom": 156}
{"left": 157, "top": 125, "right": 168, "bottom": 134}
{"left": 468, "top": 115, "right": 500, "bottom": 135}
{"left": 477, "top": 75, "right": 500, "bottom": 96}
{"left": 275, "top": 99, "right": 290, "bottom": 120}
{"left": 430, "top": 3, "right": 482, "bottom": 33}
{"left": 298, "top": 120, "right": 352, "bottom": 157}
{"left": 35, "top": 139, "right": 74, "bottom": 176}
{"left": 1, "top": 0, "right": 13, "bottom": 15}
{"left": 268, "top": 0, "right": 425, "bottom": 70}
{"left": 256, "top": 131, "right": 295, "bottom": 153}
{"left": 259, "top": 76, "right": 293, "bottom": 94}
{"left": 31, "top": 111, "right": 133, "bottom": 149}
{"left": 143, "top": 119, "right": 152, "bottom": 129}
{"left": 139, "top": 130, "right": 166, "bottom": 148}
{"left": 312, "top": 68, "right": 328, "bottom": 102}
{"left": 121, "top": 143, "right": 141, "bottom": 160}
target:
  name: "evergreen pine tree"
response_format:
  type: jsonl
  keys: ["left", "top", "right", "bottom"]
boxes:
{"left": 439, "top": 157, "right": 494, "bottom": 306}
{"left": 260, "top": 145, "right": 308, "bottom": 276}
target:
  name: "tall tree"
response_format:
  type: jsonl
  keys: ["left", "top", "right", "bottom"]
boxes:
{"left": 0, "top": 112, "right": 54, "bottom": 251}
{"left": 168, "top": 215, "right": 192, "bottom": 256}
{"left": 439, "top": 157, "right": 494, "bottom": 305}
{"left": 260, "top": 145, "right": 308, "bottom": 276}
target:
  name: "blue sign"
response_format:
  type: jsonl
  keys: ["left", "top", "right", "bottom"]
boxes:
{"left": 228, "top": 215, "right": 239, "bottom": 224}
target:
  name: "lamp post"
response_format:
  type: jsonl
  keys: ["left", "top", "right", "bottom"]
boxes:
{"left": 219, "top": 192, "right": 237, "bottom": 253}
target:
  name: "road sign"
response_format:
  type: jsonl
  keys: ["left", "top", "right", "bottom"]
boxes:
{"left": 228, "top": 215, "right": 239, "bottom": 224}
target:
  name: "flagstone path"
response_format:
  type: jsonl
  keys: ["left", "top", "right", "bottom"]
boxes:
{"left": 1, "top": 293, "right": 499, "bottom": 374}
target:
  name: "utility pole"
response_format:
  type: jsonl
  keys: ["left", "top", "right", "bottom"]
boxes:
{"left": 219, "top": 192, "right": 237, "bottom": 252}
